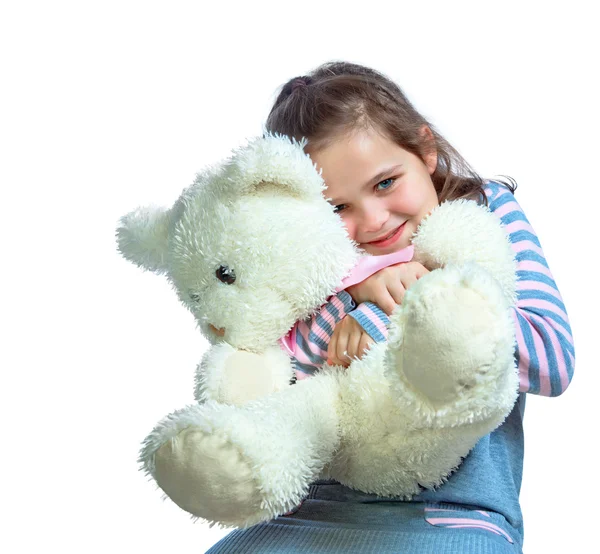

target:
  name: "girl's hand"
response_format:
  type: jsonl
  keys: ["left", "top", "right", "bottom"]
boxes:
{"left": 327, "top": 315, "right": 373, "bottom": 368}
{"left": 346, "top": 261, "right": 430, "bottom": 315}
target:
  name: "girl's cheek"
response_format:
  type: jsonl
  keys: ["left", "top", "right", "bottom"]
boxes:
{"left": 390, "top": 186, "right": 422, "bottom": 214}
{"left": 341, "top": 216, "right": 358, "bottom": 241}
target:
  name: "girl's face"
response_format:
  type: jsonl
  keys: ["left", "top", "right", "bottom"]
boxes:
{"left": 309, "top": 127, "right": 439, "bottom": 256}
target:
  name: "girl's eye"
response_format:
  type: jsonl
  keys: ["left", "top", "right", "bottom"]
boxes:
{"left": 333, "top": 204, "right": 347, "bottom": 214}
{"left": 376, "top": 178, "right": 395, "bottom": 191}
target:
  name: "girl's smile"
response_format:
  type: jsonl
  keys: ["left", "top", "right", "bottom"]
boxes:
{"left": 363, "top": 221, "right": 407, "bottom": 249}
{"left": 308, "top": 127, "right": 439, "bottom": 255}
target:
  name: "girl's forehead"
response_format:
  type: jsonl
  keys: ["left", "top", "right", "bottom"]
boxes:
{"left": 310, "top": 130, "right": 409, "bottom": 194}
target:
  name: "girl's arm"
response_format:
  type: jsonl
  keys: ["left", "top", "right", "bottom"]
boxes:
{"left": 486, "top": 182, "right": 575, "bottom": 396}
{"left": 290, "top": 291, "right": 389, "bottom": 377}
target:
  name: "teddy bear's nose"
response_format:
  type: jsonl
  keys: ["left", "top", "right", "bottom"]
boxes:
{"left": 209, "top": 324, "right": 225, "bottom": 337}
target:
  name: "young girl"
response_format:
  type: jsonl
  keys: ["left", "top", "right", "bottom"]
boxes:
{"left": 206, "top": 61, "right": 575, "bottom": 554}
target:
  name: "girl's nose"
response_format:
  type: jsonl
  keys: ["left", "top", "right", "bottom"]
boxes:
{"left": 360, "top": 203, "right": 388, "bottom": 233}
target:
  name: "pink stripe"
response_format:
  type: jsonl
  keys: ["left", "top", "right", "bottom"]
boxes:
{"left": 511, "top": 240, "right": 545, "bottom": 257}
{"left": 447, "top": 524, "right": 510, "bottom": 540}
{"left": 517, "top": 279, "right": 562, "bottom": 298}
{"left": 356, "top": 303, "right": 388, "bottom": 338}
{"left": 503, "top": 219, "right": 538, "bottom": 237}
{"left": 330, "top": 294, "right": 352, "bottom": 319}
{"left": 517, "top": 309, "right": 551, "bottom": 395}
{"left": 302, "top": 318, "right": 330, "bottom": 345}
{"left": 476, "top": 510, "right": 491, "bottom": 517}
{"left": 528, "top": 312, "right": 570, "bottom": 393}
{"left": 426, "top": 518, "right": 513, "bottom": 543}
{"left": 516, "top": 297, "right": 570, "bottom": 327}
{"left": 518, "top": 306, "right": 573, "bottom": 345}
{"left": 490, "top": 197, "right": 521, "bottom": 220}
{"left": 446, "top": 524, "right": 502, "bottom": 537}
{"left": 516, "top": 260, "right": 556, "bottom": 280}
{"left": 517, "top": 308, "right": 573, "bottom": 346}
{"left": 298, "top": 323, "right": 327, "bottom": 359}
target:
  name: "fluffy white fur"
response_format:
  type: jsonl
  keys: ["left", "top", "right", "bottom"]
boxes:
{"left": 117, "top": 134, "right": 519, "bottom": 529}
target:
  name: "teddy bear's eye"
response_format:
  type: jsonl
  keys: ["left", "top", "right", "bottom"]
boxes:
{"left": 216, "top": 264, "right": 236, "bottom": 285}
{"left": 189, "top": 292, "right": 201, "bottom": 302}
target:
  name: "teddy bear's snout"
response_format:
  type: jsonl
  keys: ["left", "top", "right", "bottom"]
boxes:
{"left": 209, "top": 324, "right": 226, "bottom": 337}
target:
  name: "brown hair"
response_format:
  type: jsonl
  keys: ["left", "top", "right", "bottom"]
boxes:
{"left": 265, "top": 61, "right": 516, "bottom": 204}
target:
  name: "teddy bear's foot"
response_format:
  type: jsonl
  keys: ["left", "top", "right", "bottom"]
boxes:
{"left": 152, "top": 426, "right": 269, "bottom": 527}
{"left": 142, "top": 375, "right": 341, "bottom": 528}
{"left": 390, "top": 263, "right": 516, "bottom": 407}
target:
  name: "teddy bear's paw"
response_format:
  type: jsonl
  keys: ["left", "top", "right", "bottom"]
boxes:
{"left": 195, "top": 344, "right": 295, "bottom": 406}
{"left": 152, "top": 427, "right": 270, "bottom": 527}
{"left": 394, "top": 264, "right": 514, "bottom": 405}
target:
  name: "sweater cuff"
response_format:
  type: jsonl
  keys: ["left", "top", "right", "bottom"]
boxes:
{"left": 347, "top": 302, "right": 390, "bottom": 343}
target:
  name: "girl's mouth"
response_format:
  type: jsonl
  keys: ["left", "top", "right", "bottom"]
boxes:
{"left": 366, "top": 222, "right": 406, "bottom": 248}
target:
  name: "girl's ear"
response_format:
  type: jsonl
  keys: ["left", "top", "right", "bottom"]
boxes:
{"left": 420, "top": 125, "right": 438, "bottom": 175}
{"left": 116, "top": 206, "right": 171, "bottom": 274}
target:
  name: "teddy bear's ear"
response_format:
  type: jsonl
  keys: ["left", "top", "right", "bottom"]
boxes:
{"left": 116, "top": 206, "right": 171, "bottom": 274}
{"left": 216, "top": 133, "right": 326, "bottom": 200}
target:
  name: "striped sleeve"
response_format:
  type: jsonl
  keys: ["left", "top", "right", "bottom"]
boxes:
{"left": 485, "top": 182, "right": 575, "bottom": 396}
{"left": 347, "top": 302, "right": 391, "bottom": 343}
{"left": 292, "top": 290, "right": 356, "bottom": 378}
{"left": 291, "top": 293, "right": 391, "bottom": 379}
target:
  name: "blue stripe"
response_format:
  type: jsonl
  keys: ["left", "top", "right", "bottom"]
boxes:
{"left": 307, "top": 327, "right": 330, "bottom": 353}
{"left": 516, "top": 270, "right": 557, "bottom": 290}
{"left": 517, "top": 289, "right": 567, "bottom": 314}
{"left": 362, "top": 302, "right": 390, "bottom": 325}
{"left": 348, "top": 309, "right": 386, "bottom": 342}
{"left": 515, "top": 311, "right": 540, "bottom": 394}
{"left": 324, "top": 301, "right": 342, "bottom": 324}
{"left": 509, "top": 230, "right": 541, "bottom": 248}
{"left": 337, "top": 290, "right": 357, "bottom": 312}
{"left": 500, "top": 210, "right": 529, "bottom": 226}
{"left": 518, "top": 305, "right": 573, "bottom": 341}
{"left": 293, "top": 360, "right": 319, "bottom": 375}
{"left": 313, "top": 309, "right": 335, "bottom": 338}
{"left": 528, "top": 313, "right": 563, "bottom": 397}
{"left": 295, "top": 328, "right": 326, "bottom": 365}
{"left": 484, "top": 181, "right": 503, "bottom": 201}
{"left": 489, "top": 190, "right": 515, "bottom": 212}
{"left": 515, "top": 250, "right": 549, "bottom": 268}
{"left": 553, "top": 329, "right": 575, "bottom": 383}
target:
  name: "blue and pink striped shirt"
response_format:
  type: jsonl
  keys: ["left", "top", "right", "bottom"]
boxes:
{"left": 285, "top": 181, "right": 575, "bottom": 397}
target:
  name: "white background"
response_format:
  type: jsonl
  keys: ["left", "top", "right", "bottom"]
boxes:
{"left": 1, "top": 1, "right": 597, "bottom": 552}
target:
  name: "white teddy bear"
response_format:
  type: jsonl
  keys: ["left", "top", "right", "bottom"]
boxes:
{"left": 117, "top": 134, "right": 519, "bottom": 529}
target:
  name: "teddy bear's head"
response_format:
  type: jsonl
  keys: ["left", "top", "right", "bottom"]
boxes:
{"left": 117, "top": 134, "right": 360, "bottom": 352}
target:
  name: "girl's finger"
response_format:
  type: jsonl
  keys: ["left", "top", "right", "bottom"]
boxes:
{"left": 377, "top": 291, "right": 399, "bottom": 316}
{"left": 327, "top": 328, "right": 338, "bottom": 365}
{"left": 358, "top": 333, "right": 374, "bottom": 359}
{"left": 336, "top": 329, "right": 351, "bottom": 367}
{"left": 387, "top": 282, "right": 406, "bottom": 307}
{"left": 346, "top": 328, "right": 362, "bottom": 362}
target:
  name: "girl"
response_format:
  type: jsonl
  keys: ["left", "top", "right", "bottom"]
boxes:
{"left": 207, "top": 61, "right": 575, "bottom": 554}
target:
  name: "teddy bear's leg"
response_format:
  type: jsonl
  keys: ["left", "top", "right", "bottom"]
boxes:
{"left": 140, "top": 373, "right": 341, "bottom": 528}
{"left": 388, "top": 263, "right": 517, "bottom": 410}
